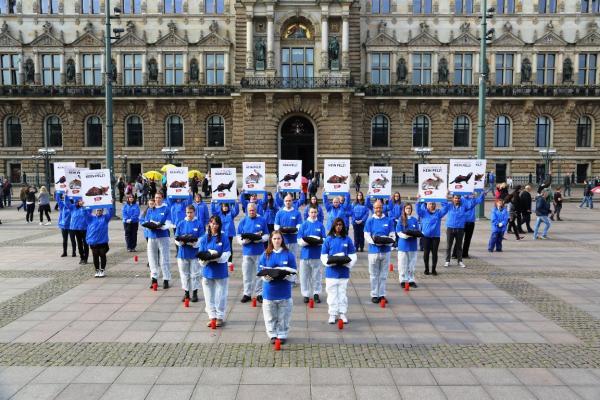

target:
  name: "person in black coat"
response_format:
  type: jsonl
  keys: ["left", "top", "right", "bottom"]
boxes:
{"left": 519, "top": 185, "right": 534, "bottom": 233}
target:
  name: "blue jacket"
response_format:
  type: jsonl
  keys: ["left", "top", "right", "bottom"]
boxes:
{"left": 85, "top": 207, "right": 114, "bottom": 245}
{"left": 175, "top": 218, "right": 204, "bottom": 259}
{"left": 262, "top": 200, "right": 279, "bottom": 225}
{"left": 211, "top": 201, "right": 239, "bottom": 237}
{"left": 416, "top": 202, "right": 450, "bottom": 238}
{"left": 490, "top": 207, "right": 509, "bottom": 233}
{"left": 68, "top": 201, "right": 88, "bottom": 231}
{"left": 236, "top": 215, "right": 269, "bottom": 256}
{"left": 323, "top": 192, "right": 351, "bottom": 231}
{"left": 56, "top": 194, "right": 72, "bottom": 230}
{"left": 364, "top": 215, "right": 395, "bottom": 253}
{"left": 297, "top": 218, "right": 326, "bottom": 259}
{"left": 239, "top": 191, "right": 267, "bottom": 215}
{"left": 320, "top": 235, "right": 356, "bottom": 279}
{"left": 396, "top": 216, "right": 420, "bottom": 252}
{"left": 352, "top": 202, "right": 370, "bottom": 225}
{"left": 198, "top": 232, "right": 231, "bottom": 279}
{"left": 303, "top": 204, "right": 324, "bottom": 223}
{"left": 535, "top": 196, "right": 551, "bottom": 216}
{"left": 464, "top": 193, "right": 487, "bottom": 223}
{"left": 142, "top": 203, "right": 171, "bottom": 238}
{"left": 274, "top": 207, "right": 302, "bottom": 244}
{"left": 192, "top": 201, "right": 210, "bottom": 228}
{"left": 168, "top": 196, "right": 192, "bottom": 228}
{"left": 122, "top": 203, "right": 141, "bottom": 224}
{"left": 445, "top": 194, "right": 484, "bottom": 229}
{"left": 275, "top": 191, "right": 305, "bottom": 210}
{"left": 258, "top": 249, "right": 297, "bottom": 300}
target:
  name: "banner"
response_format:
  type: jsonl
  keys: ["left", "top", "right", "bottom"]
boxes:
{"left": 65, "top": 167, "right": 88, "bottom": 198}
{"left": 324, "top": 159, "right": 350, "bottom": 194}
{"left": 242, "top": 162, "right": 266, "bottom": 193}
{"left": 166, "top": 167, "right": 189, "bottom": 199}
{"left": 278, "top": 160, "right": 302, "bottom": 192}
{"left": 211, "top": 168, "right": 237, "bottom": 202}
{"left": 367, "top": 166, "right": 393, "bottom": 198}
{"left": 418, "top": 164, "right": 448, "bottom": 202}
{"left": 81, "top": 169, "right": 112, "bottom": 209}
{"left": 53, "top": 162, "right": 76, "bottom": 193}
{"left": 449, "top": 159, "right": 476, "bottom": 195}
{"left": 473, "top": 159, "right": 487, "bottom": 192}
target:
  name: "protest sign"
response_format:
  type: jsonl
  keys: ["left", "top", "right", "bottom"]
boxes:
{"left": 167, "top": 167, "right": 189, "bottom": 199}
{"left": 418, "top": 164, "right": 448, "bottom": 202}
{"left": 367, "top": 166, "right": 393, "bottom": 198}
{"left": 243, "top": 162, "right": 266, "bottom": 193}
{"left": 278, "top": 160, "right": 302, "bottom": 192}
{"left": 211, "top": 168, "right": 237, "bottom": 202}
{"left": 324, "top": 159, "right": 350, "bottom": 194}
{"left": 81, "top": 169, "right": 112, "bottom": 209}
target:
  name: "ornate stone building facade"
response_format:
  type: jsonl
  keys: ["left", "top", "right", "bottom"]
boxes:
{"left": 0, "top": 0, "right": 599, "bottom": 184}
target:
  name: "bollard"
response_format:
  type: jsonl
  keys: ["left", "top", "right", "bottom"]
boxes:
{"left": 308, "top": 298, "right": 314, "bottom": 309}
{"left": 274, "top": 338, "right": 281, "bottom": 351}
{"left": 251, "top": 297, "right": 257, "bottom": 307}
{"left": 338, "top": 318, "right": 344, "bottom": 330}
{"left": 389, "top": 263, "right": 394, "bottom": 272}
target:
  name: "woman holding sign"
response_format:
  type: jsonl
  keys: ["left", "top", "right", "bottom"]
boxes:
{"left": 416, "top": 201, "right": 450, "bottom": 275}
{"left": 85, "top": 206, "right": 114, "bottom": 277}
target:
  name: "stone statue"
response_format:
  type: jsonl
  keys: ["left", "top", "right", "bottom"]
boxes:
{"left": 521, "top": 58, "right": 532, "bottom": 82}
{"left": 396, "top": 57, "right": 407, "bottom": 82}
{"left": 110, "top": 59, "right": 117, "bottom": 82}
{"left": 254, "top": 37, "right": 266, "bottom": 70}
{"left": 148, "top": 58, "right": 158, "bottom": 81}
{"left": 438, "top": 58, "right": 449, "bottom": 83}
{"left": 190, "top": 58, "right": 199, "bottom": 82}
{"left": 66, "top": 59, "right": 76, "bottom": 83}
{"left": 24, "top": 58, "right": 34, "bottom": 83}
{"left": 328, "top": 36, "right": 339, "bottom": 61}
{"left": 562, "top": 58, "right": 573, "bottom": 82}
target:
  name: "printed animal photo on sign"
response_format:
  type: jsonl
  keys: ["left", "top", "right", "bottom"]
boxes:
{"left": 450, "top": 172, "right": 472, "bottom": 185}
{"left": 422, "top": 173, "right": 444, "bottom": 190}
{"left": 371, "top": 174, "right": 389, "bottom": 189}
{"left": 280, "top": 171, "right": 299, "bottom": 182}
{"left": 245, "top": 169, "right": 263, "bottom": 184}
{"left": 213, "top": 180, "right": 235, "bottom": 193}
{"left": 85, "top": 186, "right": 109, "bottom": 196}
{"left": 327, "top": 175, "right": 348, "bottom": 184}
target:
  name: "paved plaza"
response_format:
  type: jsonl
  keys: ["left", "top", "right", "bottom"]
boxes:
{"left": 0, "top": 199, "right": 599, "bottom": 399}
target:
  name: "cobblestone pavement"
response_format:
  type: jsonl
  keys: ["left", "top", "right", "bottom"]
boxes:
{"left": 0, "top": 201, "right": 599, "bottom": 398}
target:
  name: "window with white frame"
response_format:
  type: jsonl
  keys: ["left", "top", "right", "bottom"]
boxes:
{"left": 535, "top": 116, "right": 552, "bottom": 148}
{"left": 42, "top": 54, "right": 61, "bottom": 86}
{"left": 412, "top": 115, "right": 430, "bottom": 147}
{"left": 578, "top": 54, "right": 597, "bottom": 85}
{"left": 86, "top": 116, "right": 103, "bottom": 147}
{"left": 82, "top": 54, "right": 102, "bottom": 85}
{"left": 454, "top": 53, "right": 473, "bottom": 84}
{"left": 122, "top": 0, "right": 141, "bottom": 14}
{"left": 4, "top": 116, "right": 22, "bottom": 147}
{"left": 412, "top": 53, "right": 432, "bottom": 84}
{"left": 81, "top": 0, "right": 101, "bottom": 14}
{"left": 453, "top": 115, "right": 470, "bottom": 147}
{"left": 372, "top": 0, "right": 390, "bottom": 14}
{"left": 536, "top": 53, "right": 556, "bottom": 85}
{"left": 581, "top": 0, "right": 600, "bottom": 13}
{"left": 371, "top": 114, "right": 390, "bottom": 147}
{"left": 123, "top": 54, "right": 142, "bottom": 85}
{"left": 207, "top": 115, "right": 225, "bottom": 147}
{"left": 413, "top": 0, "right": 432, "bottom": 14}
{"left": 455, "top": 0, "right": 473, "bottom": 14}
{"left": 164, "top": 0, "right": 183, "bottom": 13}
{"left": 0, "top": 54, "right": 20, "bottom": 85}
{"left": 495, "top": 53, "right": 514, "bottom": 84}
{"left": 576, "top": 116, "right": 593, "bottom": 148}
{"left": 205, "top": 53, "right": 225, "bottom": 85}
{"left": 166, "top": 115, "right": 183, "bottom": 147}
{"left": 40, "top": 0, "right": 59, "bottom": 14}
{"left": 539, "top": 0, "right": 557, "bottom": 13}
{"left": 164, "top": 54, "right": 184, "bottom": 85}
{"left": 45, "top": 115, "right": 63, "bottom": 147}
{"left": 371, "top": 53, "right": 390, "bottom": 84}
{"left": 126, "top": 115, "right": 144, "bottom": 147}
{"left": 497, "top": 0, "right": 515, "bottom": 14}
{"left": 494, "top": 115, "right": 511, "bottom": 147}
{"left": 205, "top": 0, "right": 224, "bottom": 14}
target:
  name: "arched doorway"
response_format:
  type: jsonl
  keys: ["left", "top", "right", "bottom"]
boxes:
{"left": 279, "top": 115, "right": 315, "bottom": 176}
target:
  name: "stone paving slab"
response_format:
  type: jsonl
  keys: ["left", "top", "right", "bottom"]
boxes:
{"left": 0, "top": 278, "right": 50, "bottom": 303}
{"left": 527, "top": 278, "right": 600, "bottom": 320}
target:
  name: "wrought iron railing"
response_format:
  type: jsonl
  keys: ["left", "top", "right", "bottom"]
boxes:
{"left": 240, "top": 76, "right": 355, "bottom": 89}
{"left": 362, "top": 84, "right": 600, "bottom": 97}
{"left": 0, "top": 85, "right": 234, "bottom": 97}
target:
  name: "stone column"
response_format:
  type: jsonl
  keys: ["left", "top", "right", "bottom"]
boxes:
{"left": 142, "top": 53, "right": 147, "bottom": 85}
{"left": 224, "top": 52, "right": 230, "bottom": 84}
{"left": 266, "top": 15, "right": 274, "bottom": 69}
{"left": 75, "top": 51, "right": 81, "bottom": 85}
{"left": 198, "top": 52, "right": 205, "bottom": 84}
{"left": 246, "top": 12, "right": 254, "bottom": 70}
{"left": 321, "top": 15, "right": 329, "bottom": 71}
{"left": 59, "top": 53, "right": 65, "bottom": 85}
{"left": 342, "top": 16, "right": 349, "bottom": 70}
{"left": 183, "top": 53, "right": 188, "bottom": 84}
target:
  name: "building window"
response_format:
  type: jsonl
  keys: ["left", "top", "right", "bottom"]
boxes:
{"left": 207, "top": 115, "right": 225, "bottom": 147}
{"left": 281, "top": 48, "right": 314, "bottom": 81}
{"left": 453, "top": 115, "right": 470, "bottom": 147}
{"left": 497, "top": 0, "right": 515, "bottom": 14}
{"left": 122, "top": 0, "right": 141, "bottom": 13}
{"left": 4, "top": 116, "right": 22, "bottom": 147}
{"left": 40, "top": 0, "right": 59, "bottom": 14}
{"left": 412, "top": 115, "right": 430, "bottom": 147}
{"left": 0, "top": 54, "right": 20, "bottom": 85}
{"left": 126, "top": 115, "right": 143, "bottom": 147}
{"left": 536, "top": 53, "right": 556, "bottom": 85}
{"left": 539, "top": 0, "right": 557, "bottom": 13}
{"left": 371, "top": 114, "right": 389, "bottom": 147}
{"left": 372, "top": 0, "right": 390, "bottom": 14}
{"left": 45, "top": 115, "right": 62, "bottom": 147}
{"left": 86, "top": 116, "right": 103, "bottom": 147}
{"left": 581, "top": 0, "right": 600, "bottom": 13}
{"left": 578, "top": 54, "right": 597, "bottom": 85}
{"left": 205, "top": 0, "right": 224, "bottom": 14}
{"left": 166, "top": 115, "right": 183, "bottom": 147}
{"left": 494, "top": 115, "right": 511, "bottom": 147}
{"left": 42, "top": 54, "right": 61, "bottom": 86}
{"left": 495, "top": 53, "right": 514, "bottom": 85}
{"left": 123, "top": 54, "right": 142, "bottom": 85}
{"left": 576, "top": 116, "right": 593, "bottom": 148}
{"left": 164, "top": 0, "right": 183, "bottom": 13}
{"left": 412, "top": 53, "right": 432, "bottom": 84}
{"left": 454, "top": 53, "right": 473, "bottom": 84}
{"left": 371, "top": 53, "right": 390, "bottom": 84}
{"left": 81, "top": 0, "right": 101, "bottom": 14}
{"left": 413, "top": 0, "right": 432, "bottom": 14}
{"left": 82, "top": 54, "right": 102, "bottom": 85}
{"left": 0, "top": 0, "right": 17, "bottom": 14}
{"left": 535, "top": 116, "right": 552, "bottom": 148}
{"left": 455, "top": 0, "right": 473, "bottom": 14}
{"left": 205, "top": 53, "right": 225, "bottom": 85}
{"left": 164, "top": 54, "right": 184, "bottom": 85}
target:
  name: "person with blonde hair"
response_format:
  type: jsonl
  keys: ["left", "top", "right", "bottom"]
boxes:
{"left": 37, "top": 186, "right": 52, "bottom": 225}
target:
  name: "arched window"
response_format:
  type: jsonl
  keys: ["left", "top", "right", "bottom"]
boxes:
{"left": 535, "top": 116, "right": 552, "bottom": 147}
{"left": 86, "top": 116, "right": 103, "bottom": 147}
{"left": 453, "top": 115, "right": 470, "bottom": 147}
{"left": 371, "top": 114, "right": 389, "bottom": 147}
{"left": 45, "top": 115, "right": 62, "bottom": 147}
{"left": 412, "top": 115, "right": 430, "bottom": 147}
{"left": 166, "top": 115, "right": 183, "bottom": 147}
{"left": 126, "top": 115, "right": 143, "bottom": 147}
{"left": 4, "top": 116, "right": 22, "bottom": 147}
{"left": 576, "top": 116, "right": 593, "bottom": 148}
{"left": 494, "top": 115, "right": 511, "bottom": 147}
{"left": 207, "top": 115, "right": 225, "bottom": 147}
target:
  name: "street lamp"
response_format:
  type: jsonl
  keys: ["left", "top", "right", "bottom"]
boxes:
{"left": 413, "top": 147, "right": 431, "bottom": 184}
{"left": 161, "top": 148, "right": 179, "bottom": 164}
{"left": 116, "top": 154, "right": 128, "bottom": 182}
{"left": 204, "top": 152, "right": 215, "bottom": 172}
{"left": 539, "top": 148, "right": 556, "bottom": 182}
{"left": 38, "top": 148, "right": 56, "bottom": 192}
{"left": 31, "top": 155, "right": 41, "bottom": 187}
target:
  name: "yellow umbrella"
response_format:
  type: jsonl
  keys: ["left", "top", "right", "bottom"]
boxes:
{"left": 143, "top": 171, "right": 163, "bottom": 181}
{"left": 160, "top": 164, "right": 177, "bottom": 172}
{"left": 188, "top": 170, "right": 204, "bottom": 179}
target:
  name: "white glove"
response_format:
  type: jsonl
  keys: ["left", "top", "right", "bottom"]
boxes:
{"left": 284, "top": 274, "right": 296, "bottom": 282}
{"left": 126, "top": 219, "right": 132, "bottom": 223}
{"left": 355, "top": 220, "right": 362, "bottom": 224}
{"left": 208, "top": 249, "right": 218, "bottom": 255}
{"left": 242, "top": 239, "right": 251, "bottom": 245}
{"left": 262, "top": 275, "right": 273, "bottom": 282}
{"left": 175, "top": 241, "right": 183, "bottom": 247}
{"left": 498, "top": 223, "right": 503, "bottom": 227}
